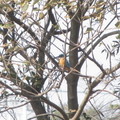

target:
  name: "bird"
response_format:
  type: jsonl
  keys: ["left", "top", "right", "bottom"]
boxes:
{"left": 55, "top": 54, "right": 71, "bottom": 72}
{"left": 55, "top": 54, "right": 81, "bottom": 74}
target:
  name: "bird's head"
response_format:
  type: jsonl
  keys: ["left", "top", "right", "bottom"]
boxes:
{"left": 55, "top": 54, "right": 65, "bottom": 59}
{"left": 58, "top": 54, "right": 64, "bottom": 58}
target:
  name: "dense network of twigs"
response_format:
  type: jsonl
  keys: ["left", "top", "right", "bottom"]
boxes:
{"left": 0, "top": 0, "right": 120, "bottom": 120}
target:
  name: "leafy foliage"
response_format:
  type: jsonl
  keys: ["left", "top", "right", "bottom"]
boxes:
{"left": 0, "top": 0, "right": 120, "bottom": 120}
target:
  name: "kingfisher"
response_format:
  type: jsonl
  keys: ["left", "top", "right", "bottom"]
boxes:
{"left": 56, "top": 54, "right": 70, "bottom": 72}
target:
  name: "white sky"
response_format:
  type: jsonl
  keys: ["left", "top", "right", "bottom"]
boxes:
{"left": 0, "top": 1, "right": 120, "bottom": 119}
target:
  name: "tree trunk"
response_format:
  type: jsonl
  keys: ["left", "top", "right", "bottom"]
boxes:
{"left": 30, "top": 100, "right": 49, "bottom": 120}
{"left": 67, "top": 79, "right": 78, "bottom": 118}
{"left": 67, "top": 17, "right": 80, "bottom": 119}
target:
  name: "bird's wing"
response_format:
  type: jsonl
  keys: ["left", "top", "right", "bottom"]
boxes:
{"left": 65, "top": 59, "right": 70, "bottom": 68}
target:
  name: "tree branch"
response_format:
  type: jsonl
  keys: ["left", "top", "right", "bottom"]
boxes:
{"left": 70, "top": 87, "right": 92, "bottom": 120}
{"left": 7, "top": 11, "right": 39, "bottom": 43}
{"left": 48, "top": 8, "right": 57, "bottom": 26}
{"left": 91, "top": 62, "right": 120, "bottom": 88}
{"left": 71, "top": 62, "right": 120, "bottom": 120}
{"left": 79, "top": 30, "right": 120, "bottom": 70}
{"left": 53, "top": 28, "right": 71, "bottom": 35}
{"left": 79, "top": 47, "right": 106, "bottom": 74}
{"left": 41, "top": 96, "right": 69, "bottom": 120}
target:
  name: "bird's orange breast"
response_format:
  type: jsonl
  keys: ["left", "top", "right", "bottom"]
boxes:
{"left": 58, "top": 58, "right": 70, "bottom": 72}
{"left": 58, "top": 58, "right": 65, "bottom": 68}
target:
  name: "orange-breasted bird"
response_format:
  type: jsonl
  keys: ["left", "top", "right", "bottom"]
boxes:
{"left": 56, "top": 54, "right": 70, "bottom": 72}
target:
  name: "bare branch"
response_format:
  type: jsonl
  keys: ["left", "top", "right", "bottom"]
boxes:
{"left": 71, "top": 62, "right": 120, "bottom": 120}
{"left": 79, "top": 30, "right": 120, "bottom": 70}
{"left": 91, "top": 62, "right": 120, "bottom": 88}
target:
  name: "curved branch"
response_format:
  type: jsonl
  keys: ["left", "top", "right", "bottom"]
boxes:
{"left": 28, "top": 113, "right": 65, "bottom": 120}
{"left": 79, "top": 47, "right": 106, "bottom": 74}
{"left": 41, "top": 96, "right": 69, "bottom": 120}
{"left": 79, "top": 30, "right": 120, "bottom": 70}
{"left": 48, "top": 8, "right": 57, "bottom": 26}
{"left": 71, "top": 61, "right": 120, "bottom": 120}
{"left": 0, "top": 77, "right": 68, "bottom": 119}
{"left": 91, "top": 62, "right": 120, "bottom": 88}
{"left": 7, "top": 11, "right": 39, "bottom": 42}
{"left": 70, "top": 87, "right": 92, "bottom": 120}
{"left": 0, "top": 80, "right": 20, "bottom": 95}
{"left": 0, "top": 101, "right": 30, "bottom": 113}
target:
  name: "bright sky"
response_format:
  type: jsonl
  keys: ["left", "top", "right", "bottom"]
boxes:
{"left": 0, "top": 1, "right": 120, "bottom": 119}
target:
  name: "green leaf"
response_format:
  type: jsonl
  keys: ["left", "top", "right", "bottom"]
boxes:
{"left": 0, "top": 3, "right": 9, "bottom": 9}
{"left": 53, "top": 24, "right": 59, "bottom": 30}
{"left": 0, "top": 23, "right": 3, "bottom": 28}
{"left": 14, "top": 46, "right": 19, "bottom": 51}
{"left": 33, "top": 7, "right": 39, "bottom": 11}
{"left": 21, "top": 1, "right": 29, "bottom": 12}
{"left": 21, "top": 13, "right": 28, "bottom": 20}
{"left": 116, "top": 34, "right": 120, "bottom": 40}
{"left": 39, "top": 12, "right": 44, "bottom": 19}
{"left": 87, "top": 27, "right": 93, "bottom": 31}
{"left": 115, "top": 21, "right": 120, "bottom": 28}
{"left": 6, "top": 47, "right": 14, "bottom": 53}
{"left": 3, "top": 22, "right": 14, "bottom": 29}
{"left": 33, "top": 0, "right": 40, "bottom": 5}
{"left": 110, "top": 104, "right": 119, "bottom": 109}
{"left": 23, "top": 60, "right": 30, "bottom": 66}
{"left": 26, "top": 76, "right": 31, "bottom": 81}
{"left": 84, "top": 27, "right": 93, "bottom": 34}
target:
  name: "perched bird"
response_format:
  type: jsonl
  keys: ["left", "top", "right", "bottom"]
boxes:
{"left": 56, "top": 54, "right": 70, "bottom": 72}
